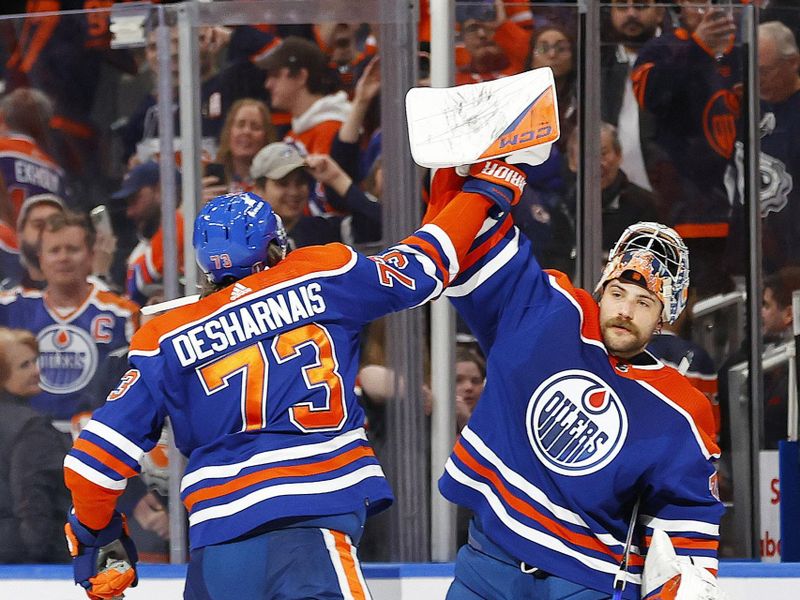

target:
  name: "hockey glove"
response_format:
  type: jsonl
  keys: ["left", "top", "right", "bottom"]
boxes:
{"left": 65, "top": 509, "right": 139, "bottom": 600}
{"left": 461, "top": 160, "right": 527, "bottom": 215}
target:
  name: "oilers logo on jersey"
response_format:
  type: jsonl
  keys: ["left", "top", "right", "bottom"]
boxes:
{"left": 37, "top": 324, "right": 99, "bottom": 395}
{"left": 526, "top": 369, "right": 628, "bottom": 476}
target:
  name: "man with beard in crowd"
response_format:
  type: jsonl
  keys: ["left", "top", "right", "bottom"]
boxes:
{"left": 111, "top": 161, "right": 183, "bottom": 306}
{"left": 601, "top": 0, "right": 666, "bottom": 195}
{"left": 1, "top": 194, "right": 64, "bottom": 291}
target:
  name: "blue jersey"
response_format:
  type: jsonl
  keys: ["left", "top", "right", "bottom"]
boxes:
{"left": 0, "top": 134, "right": 66, "bottom": 221}
{"left": 0, "top": 285, "right": 138, "bottom": 419}
{"left": 63, "top": 192, "right": 494, "bottom": 550}
{"left": 632, "top": 28, "right": 741, "bottom": 231}
{"left": 647, "top": 332, "right": 719, "bottom": 439}
{"left": 726, "top": 91, "right": 800, "bottom": 274}
{"left": 438, "top": 213, "right": 723, "bottom": 599}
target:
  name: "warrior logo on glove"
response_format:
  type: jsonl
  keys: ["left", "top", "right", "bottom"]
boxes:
{"left": 474, "top": 162, "right": 527, "bottom": 194}
{"left": 462, "top": 160, "right": 528, "bottom": 214}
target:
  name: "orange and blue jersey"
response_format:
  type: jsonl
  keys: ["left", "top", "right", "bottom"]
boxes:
{"left": 0, "top": 284, "right": 139, "bottom": 419}
{"left": 0, "top": 134, "right": 66, "bottom": 222}
{"left": 126, "top": 213, "right": 185, "bottom": 306}
{"left": 430, "top": 170, "right": 723, "bottom": 599}
{"left": 5, "top": 1, "right": 145, "bottom": 142}
{"left": 631, "top": 28, "right": 741, "bottom": 235}
{"left": 647, "top": 332, "right": 720, "bottom": 439}
{"left": 64, "top": 190, "right": 494, "bottom": 548}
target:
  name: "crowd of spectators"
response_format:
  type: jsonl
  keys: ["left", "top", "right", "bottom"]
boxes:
{"left": 0, "top": 0, "right": 798, "bottom": 564}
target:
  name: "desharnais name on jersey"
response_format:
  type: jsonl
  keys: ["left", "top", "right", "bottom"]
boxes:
{"left": 436, "top": 210, "right": 723, "bottom": 600}
{"left": 63, "top": 192, "right": 497, "bottom": 549}
{"left": 0, "top": 284, "right": 138, "bottom": 419}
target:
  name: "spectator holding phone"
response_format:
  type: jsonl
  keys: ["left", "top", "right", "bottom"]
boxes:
{"left": 632, "top": 0, "right": 740, "bottom": 297}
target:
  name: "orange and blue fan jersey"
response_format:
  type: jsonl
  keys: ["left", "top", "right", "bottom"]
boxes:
{"left": 0, "top": 285, "right": 138, "bottom": 419}
{"left": 0, "top": 135, "right": 67, "bottom": 221}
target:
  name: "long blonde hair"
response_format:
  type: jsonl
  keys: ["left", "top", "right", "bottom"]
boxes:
{"left": 215, "top": 99, "right": 276, "bottom": 185}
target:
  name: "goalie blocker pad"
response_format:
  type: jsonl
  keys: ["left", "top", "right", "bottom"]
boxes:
{"left": 406, "top": 67, "right": 560, "bottom": 168}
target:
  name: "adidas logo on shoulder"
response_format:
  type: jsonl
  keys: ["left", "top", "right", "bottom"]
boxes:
{"left": 230, "top": 282, "right": 252, "bottom": 301}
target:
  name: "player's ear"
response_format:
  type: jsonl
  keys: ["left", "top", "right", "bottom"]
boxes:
{"left": 654, "top": 318, "right": 663, "bottom": 335}
{"left": 782, "top": 304, "right": 793, "bottom": 329}
{"left": 297, "top": 67, "right": 310, "bottom": 87}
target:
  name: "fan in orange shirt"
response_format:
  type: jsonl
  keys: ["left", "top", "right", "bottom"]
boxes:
{"left": 454, "top": 0, "right": 528, "bottom": 85}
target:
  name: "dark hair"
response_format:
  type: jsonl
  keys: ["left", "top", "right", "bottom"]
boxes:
{"left": 525, "top": 24, "right": 577, "bottom": 71}
{"left": 261, "top": 36, "right": 338, "bottom": 96}
{"left": 764, "top": 266, "right": 800, "bottom": 309}
{"left": 455, "top": 345, "right": 486, "bottom": 379}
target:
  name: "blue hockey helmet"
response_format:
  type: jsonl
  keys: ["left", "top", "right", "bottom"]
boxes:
{"left": 193, "top": 191, "right": 287, "bottom": 284}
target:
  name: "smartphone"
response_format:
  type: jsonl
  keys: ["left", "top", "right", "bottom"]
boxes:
{"left": 205, "top": 162, "right": 226, "bottom": 182}
{"left": 709, "top": 0, "right": 733, "bottom": 16}
{"left": 90, "top": 205, "right": 113, "bottom": 236}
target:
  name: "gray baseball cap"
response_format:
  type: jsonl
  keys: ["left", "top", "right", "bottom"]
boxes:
{"left": 250, "top": 142, "right": 307, "bottom": 181}
{"left": 16, "top": 193, "right": 65, "bottom": 231}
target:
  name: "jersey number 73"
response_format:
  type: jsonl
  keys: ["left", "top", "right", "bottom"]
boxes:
{"left": 197, "top": 323, "right": 347, "bottom": 433}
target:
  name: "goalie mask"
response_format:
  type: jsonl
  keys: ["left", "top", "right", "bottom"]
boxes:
{"left": 595, "top": 222, "right": 689, "bottom": 324}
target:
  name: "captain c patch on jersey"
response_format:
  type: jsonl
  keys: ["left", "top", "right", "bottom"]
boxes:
{"left": 526, "top": 370, "right": 628, "bottom": 476}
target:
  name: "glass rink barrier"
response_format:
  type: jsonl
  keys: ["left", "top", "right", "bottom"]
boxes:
{"left": 0, "top": 1, "right": 799, "bottom": 598}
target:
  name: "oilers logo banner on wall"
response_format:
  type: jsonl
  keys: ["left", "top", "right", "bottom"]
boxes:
{"left": 526, "top": 369, "right": 628, "bottom": 476}
{"left": 37, "top": 324, "right": 99, "bottom": 395}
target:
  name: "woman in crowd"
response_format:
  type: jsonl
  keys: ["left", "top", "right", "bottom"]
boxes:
{"left": 526, "top": 24, "right": 577, "bottom": 150}
{"left": 212, "top": 98, "right": 277, "bottom": 193}
{"left": 0, "top": 327, "right": 71, "bottom": 563}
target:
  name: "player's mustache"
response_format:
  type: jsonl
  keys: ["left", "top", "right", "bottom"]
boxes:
{"left": 623, "top": 18, "right": 643, "bottom": 29}
{"left": 606, "top": 318, "right": 640, "bottom": 335}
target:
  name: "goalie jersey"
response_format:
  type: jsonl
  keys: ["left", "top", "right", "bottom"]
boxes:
{"left": 435, "top": 209, "right": 723, "bottom": 599}
{"left": 64, "top": 192, "right": 492, "bottom": 550}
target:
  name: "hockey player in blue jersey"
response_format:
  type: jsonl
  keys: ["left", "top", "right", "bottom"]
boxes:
{"left": 424, "top": 168, "right": 724, "bottom": 600}
{"left": 62, "top": 161, "right": 527, "bottom": 600}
